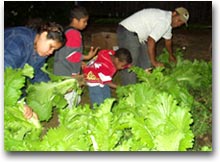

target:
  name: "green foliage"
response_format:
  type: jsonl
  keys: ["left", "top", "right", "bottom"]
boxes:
{"left": 4, "top": 49, "right": 212, "bottom": 151}
{"left": 4, "top": 64, "right": 42, "bottom": 151}
{"left": 37, "top": 125, "right": 91, "bottom": 151}
{"left": 26, "top": 78, "right": 79, "bottom": 121}
{"left": 158, "top": 49, "right": 212, "bottom": 150}
{"left": 200, "top": 146, "right": 212, "bottom": 151}
{"left": 4, "top": 64, "right": 34, "bottom": 107}
{"left": 115, "top": 83, "right": 194, "bottom": 150}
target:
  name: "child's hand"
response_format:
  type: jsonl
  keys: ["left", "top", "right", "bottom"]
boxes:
{"left": 83, "top": 46, "right": 100, "bottom": 60}
{"left": 88, "top": 46, "right": 100, "bottom": 58}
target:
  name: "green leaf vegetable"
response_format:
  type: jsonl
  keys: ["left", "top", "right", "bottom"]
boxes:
{"left": 26, "top": 78, "right": 80, "bottom": 121}
{"left": 4, "top": 64, "right": 34, "bottom": 107}
{"left": 4, "top": 64, "right": 42, "bottom": 151}
{"left": 4, "top": 49, "right": 211, "bottom": 151}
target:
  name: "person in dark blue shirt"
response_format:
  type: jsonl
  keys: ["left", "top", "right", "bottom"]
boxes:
{"left": 4, "top": 22, "right": 66, "bottom": 120}
{"left": 4, "top": 22, "right": 66, "bottom": 83}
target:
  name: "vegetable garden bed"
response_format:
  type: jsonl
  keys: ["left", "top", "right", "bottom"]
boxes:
{"left": 4, "top": 49, "right": 212, "bottom": 151}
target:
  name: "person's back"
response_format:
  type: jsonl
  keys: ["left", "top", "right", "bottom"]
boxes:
{"left": 4, "top": 27, "right": 37, "bottom": 69}
{"left": 120, "top": 8, "right": 172, "bottom": 43}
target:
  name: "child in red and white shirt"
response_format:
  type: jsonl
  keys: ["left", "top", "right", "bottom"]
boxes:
{"left": 83, "top": 48, "right": 132, "bottom": 106}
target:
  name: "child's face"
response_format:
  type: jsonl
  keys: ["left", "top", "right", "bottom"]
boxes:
{"left": 114, "top": 58, "right": 129, "bottom": 70}
{"left": 74, "top": 16, "right": 89, "bottom": 30}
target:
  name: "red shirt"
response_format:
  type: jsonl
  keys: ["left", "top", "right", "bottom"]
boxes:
{"left": 83, "top": 50, "right": 116, "bottom": 87}
{"left": 65, "top": 29, "right": 82, "bottom": 63}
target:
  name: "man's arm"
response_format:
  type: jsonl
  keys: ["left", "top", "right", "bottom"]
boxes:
{"left": 165, "top": 39, "right": 177, "bottom": 63}
{"left": 147, "top": 36, "right": 164, "bottom": 67}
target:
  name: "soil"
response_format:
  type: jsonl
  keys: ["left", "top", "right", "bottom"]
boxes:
{"left": 82, "top": 23, "right": 212, "bottom": 62}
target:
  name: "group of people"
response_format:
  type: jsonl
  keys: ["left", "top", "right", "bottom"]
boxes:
{"left": 4, "top": 5, "right": 189, "bottom": 118}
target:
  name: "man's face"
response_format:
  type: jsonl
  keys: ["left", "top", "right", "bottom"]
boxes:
{"left": 171, "top": 13, "right": 186, "bottom": 28}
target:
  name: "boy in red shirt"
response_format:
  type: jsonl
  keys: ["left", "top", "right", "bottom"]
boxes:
{"left": 53, "top": 5, "right": 98, "bottom": 107}
{"left": 83, "top": 48, "right": 132, "bottom": 106}
{"left": 54, "top": 5, "right": 98, "bottom": 76}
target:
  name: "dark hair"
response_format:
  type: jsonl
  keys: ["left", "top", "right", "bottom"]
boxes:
{"left": 115, "top": 48, "right": 132, "bottom": 64}
{"left": 37, "top": 22, "right": 66, "bottom": 45}
{"left": 69, "top": 5, "right": 89, "bottom": 21}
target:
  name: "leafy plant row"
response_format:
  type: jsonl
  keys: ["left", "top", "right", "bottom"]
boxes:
{"left": 4, "top": 49, "right": 212, "bottom": 151}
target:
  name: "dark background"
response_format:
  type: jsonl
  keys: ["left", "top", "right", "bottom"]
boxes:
{"left": 4, "top": 1, "right": 212, "bottom": 28}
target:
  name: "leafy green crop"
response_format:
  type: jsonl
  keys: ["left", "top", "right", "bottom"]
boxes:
{"left": 4, "top": 64, "right": 34, "bottom": 107}
{"left": 4, "top": 64, "right": 42, "bottom": 151}
{"left": 26, "top": 78, "right": 80, "bottom": 121}
{"left": 4, "top": 49, "right": 212, "bottom": 151}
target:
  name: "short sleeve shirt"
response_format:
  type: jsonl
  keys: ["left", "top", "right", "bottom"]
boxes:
{"left": 120, "top": 8, "right": 172, "bottom": 43}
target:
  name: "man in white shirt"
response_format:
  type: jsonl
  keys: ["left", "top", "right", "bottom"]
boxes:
{"left": 117, "top": 7, "right": 189, "bottom": 85}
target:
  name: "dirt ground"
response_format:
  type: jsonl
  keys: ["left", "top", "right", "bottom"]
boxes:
{"left": 82, "top": 23, "right": 212, "bottom": 62}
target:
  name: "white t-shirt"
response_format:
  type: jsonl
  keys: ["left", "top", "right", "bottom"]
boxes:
{"left": 120, "top": 8, "right": 172, "bottom": 43}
